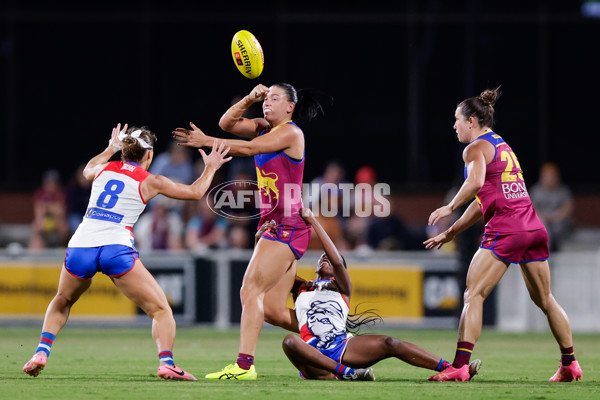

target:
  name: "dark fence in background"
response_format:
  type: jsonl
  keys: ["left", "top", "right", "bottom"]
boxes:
{"left": 1, "top": 1, "right": 599, "bottom": 191}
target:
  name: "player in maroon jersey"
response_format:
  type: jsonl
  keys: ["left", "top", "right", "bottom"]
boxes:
{"left": 424, "top": 87, "right": 582, "bottom": 382}
{"left": 173, "top": 83, "right": 324, "bottom": 379}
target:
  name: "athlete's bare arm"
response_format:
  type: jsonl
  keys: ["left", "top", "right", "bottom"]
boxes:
{"left": 218, "top": 85, "right": 271, "bottom": 138}
{"left": 141, "top": 141, "right": 231, "bottom": 202}
{"left": 428, "top": 140, "right": 491, "bottom": 227}
{"left": 301, "top": 208, "right": 352, "bottom": 298}
{"left": 424, "top": 200, "right": 483, "bottom": 249}
{"left": 291, "top": 275, "right": 308, "bottom": 303}
{"left": 173, "top": 121, "right": 303, "bottom": 159}
{"left": 83, "top": 123, "right": 126, "bottom": 180}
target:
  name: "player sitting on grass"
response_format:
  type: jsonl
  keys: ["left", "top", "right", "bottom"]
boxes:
{"left": 279, "top": 208, "right": 481, "bottom": 381}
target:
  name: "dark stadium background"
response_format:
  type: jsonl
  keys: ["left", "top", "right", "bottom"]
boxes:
{"left": 1, "top": 0, "right": 598, "bottom": 194}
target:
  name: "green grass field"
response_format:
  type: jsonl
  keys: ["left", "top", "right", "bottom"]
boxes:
{"left": 1, "top": 325, "right": 597, "bottom": 400}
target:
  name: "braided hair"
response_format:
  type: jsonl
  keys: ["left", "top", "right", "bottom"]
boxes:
{"left": 346, "top": 305, "right": 384, "bottom": 335}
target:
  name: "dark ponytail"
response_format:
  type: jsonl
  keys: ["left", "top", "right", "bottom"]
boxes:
{"left": 273, "top": 82, "right": 331, "bottom": 122}
{"left": 458, "top": 86, "right": 502, "bottom": 128}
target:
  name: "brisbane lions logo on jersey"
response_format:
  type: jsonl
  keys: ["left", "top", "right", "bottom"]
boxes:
{"left": 256, "top": 167, "right": 280, "bottom": 199}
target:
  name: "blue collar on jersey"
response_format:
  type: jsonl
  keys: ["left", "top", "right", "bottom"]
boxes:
{"left": 255, "top": 121, "right": 304, "bottom": 167}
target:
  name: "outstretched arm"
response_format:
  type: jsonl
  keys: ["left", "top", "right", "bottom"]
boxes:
{"left": 301, "top": 208, "right": 352, "bottom": 297}
{"left": 142, "top": 141, "right": 231, "bottom": 202}
{"left": 424, "top": 200, "right": 482, "bottom": 249}
{"left": 172, "top": 121, "right": 300, "bottom": 157}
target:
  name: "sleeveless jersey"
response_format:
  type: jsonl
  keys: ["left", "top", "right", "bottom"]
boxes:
{"left": 469, "top": 131, "right": 544, "bottom": 233}
{"left": 68, "top": 161, "right": 150, "bottom": 248}
{"left": 295, "top": 280, "right": 349, "bottom": 350}
{"left": 254, "top": 121, "right": 307, "bottom": 228}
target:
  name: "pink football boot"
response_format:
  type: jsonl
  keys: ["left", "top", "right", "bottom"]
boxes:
{"left": 428, "top": 364, "right": 470, "bottom": 381}
{"left": 157, "top": 364, "right": 197, "bottom": 381}
{"left": 428, "top": 359, "right": 481, "bottom": 382}
{"left": 549, "top": 361, "right": 582, "bottom": 382}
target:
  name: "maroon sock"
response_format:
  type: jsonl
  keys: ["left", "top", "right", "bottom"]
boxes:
{"left": 452, "top": 341, "right": 475, "bottom": 368}
{"left": 560, "top": 346, "right": 575, "bottom": 366}
{"left": 237, "top": 353, "right": 254, "bottom": 370}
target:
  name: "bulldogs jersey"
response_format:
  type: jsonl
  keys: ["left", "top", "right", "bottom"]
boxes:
{"left": 68, "top": 161, "right": 150, "bottom": 248}
{"left": 295, "top": 280, "right": 349, "bottom": 350}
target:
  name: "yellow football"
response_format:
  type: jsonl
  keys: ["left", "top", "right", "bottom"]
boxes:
{"left": 231, "top": 30, "right": 264, "bottom": 79}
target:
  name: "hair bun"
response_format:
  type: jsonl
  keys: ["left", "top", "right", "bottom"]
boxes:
{"left": 120, "top": 135, "right": 137, "bottom": 148}
{"left": 479, "top": 86, "right": 502, "bottom": 107}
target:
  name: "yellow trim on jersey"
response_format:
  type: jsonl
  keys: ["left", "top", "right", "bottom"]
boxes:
{"left": 475, "top": 129, "right": 494, "bottom": 138}
{"left": 269, "top": 119, "right": 293, "bottom": 132}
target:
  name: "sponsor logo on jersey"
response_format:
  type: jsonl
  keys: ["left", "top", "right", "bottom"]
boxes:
{"left": 501, "top": 182, "right": 529, "bottom": 199}
{"left": 85, "top": 207, "right": 124, "bottom": 223}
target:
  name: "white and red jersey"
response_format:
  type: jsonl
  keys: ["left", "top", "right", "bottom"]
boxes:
{"left": 68, "top": 161, "right": 150, "bottom": 248}
{"left": 295, "top": 280, "right": 349, "bottom": 350}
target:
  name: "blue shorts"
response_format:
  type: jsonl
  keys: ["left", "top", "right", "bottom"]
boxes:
{"left": 299, "top": 335, "right": 351, "bottom": 379}
{"left": 311, "top": 337, "right": 350, "bottom": 362}
{"left": 64, "top": 245, "right": 139, "bottom": 280}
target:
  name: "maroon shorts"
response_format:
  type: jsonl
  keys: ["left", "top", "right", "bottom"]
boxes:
{"left": 480, "top": 228, "right": 549, "bottom": 264}
{"left": 261, "top": 223, "right": 312, "bottom": 259}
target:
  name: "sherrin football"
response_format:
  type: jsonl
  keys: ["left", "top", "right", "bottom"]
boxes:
{"left": 231, "top": 30, "right": 264, "bottom": 79}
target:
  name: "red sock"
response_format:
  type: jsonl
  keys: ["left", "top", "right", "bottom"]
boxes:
{"left": 453, "top": 341, "right": 475, "bottom": 368}
{"left": 560, "top": 346, "right": 575, "bottom": 366}
{"left": 237, "top": 353, "right": 254, "bottom": 370}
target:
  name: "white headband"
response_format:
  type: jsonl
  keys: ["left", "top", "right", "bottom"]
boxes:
{"left": 118, "top": 129, "right": 153, "bottom": 149}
